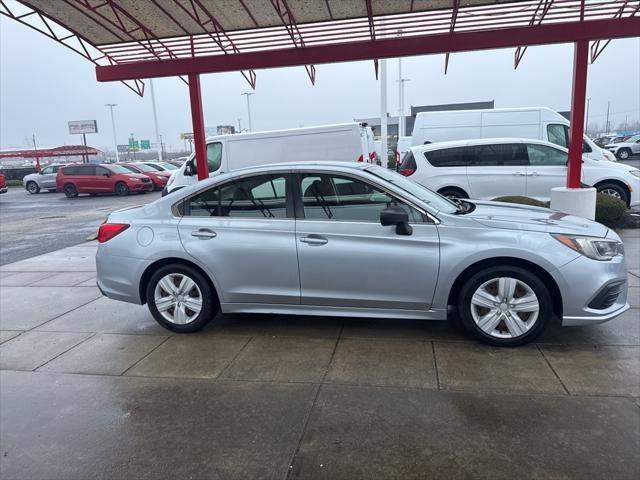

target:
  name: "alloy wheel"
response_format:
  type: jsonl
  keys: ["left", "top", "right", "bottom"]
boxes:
{"left": 153, "top": 273, "right": 203, "bottom": 325}
{"left": 27, "top": 182, "right": 39, "bottom": 194}
{"left": 470, "top": 277, "right": 539, "bottom": 339}
{"left": 600, "top": 188, "right": 622, "bottom": 200}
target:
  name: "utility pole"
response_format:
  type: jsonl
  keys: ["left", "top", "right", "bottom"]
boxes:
{"left": 130, "top": 133, "right": 136, "bottom": 161}
{"left": 585, "top": 97, "right": 591, "bottom": 133}
{"left": 105, "top": 103, "right": 119, "bottom": 162}
{"left": 149, "top": 79, "right": 163, "bottom": 162}
{"left": 242, "top": 92, "right": 254, "bottom": 132}
{"left": 238, "top": 118, "right": 242, "bottom": 133}
{"left": 380, "top": 59, "right": 388, "bottom": 168}
{"left": 32, "top": 133, "right": 41, "bottom": 171}
{"left": 605, "top": 100, "right": 611, "bottom": 133}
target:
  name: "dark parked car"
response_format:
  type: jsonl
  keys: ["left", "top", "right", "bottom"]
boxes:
{"left": 56, "top": 164, "right": 153, "bottom": 198}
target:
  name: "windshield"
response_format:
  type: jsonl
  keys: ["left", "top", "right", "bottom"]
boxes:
{"left": 159, "top": 162, "right": 178, "bottom": 170}
{"left": 108, "top": 165, "right": 136, "bottom": 174}
{"left": 365, "top": 165, "right": 458, "bottom": 214}
{"left": 130, "top": 163, "right": 156, "bottom": 172}
{"left": 627, "top": 135, "right": 640, "bottom": 143}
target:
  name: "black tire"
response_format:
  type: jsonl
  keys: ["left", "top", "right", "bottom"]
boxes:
{"left": 616, "top": 148, "right": 631, "bottom": 160}
{"left": 146, "top": 264, "right": 218, "bottom": 333}
{"left": 438, "top": 187, "right": 468, "bottom": 200}
{"left": 596, "top": 182, "right": 629, "bottom": 206}
{"left": 26, "top": 181, "right": 40, "bottom": 194}
{"left": 456, "top": 265, "right": 552, "bottom": 347}
{"left": 63, "top": 184, "right": 78, "bottom": 198}
{"left": 115, "top": 182, "right": 129, "bottom": 196}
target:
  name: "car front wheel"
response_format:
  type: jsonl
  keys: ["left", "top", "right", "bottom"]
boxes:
{"left": 616, "top": 148, "right": 631, "bottom": 160}
{"left": 146, "top": 264, "right": 218, "bottom": 333}
{"left": 596, "top": 182, "right": 629, "bottom": 205}
{"left": 457, "top": 266, "right": 552, "bottom": 346}
{"left": 115, "top": 182, "right": 129, "bottom": 196}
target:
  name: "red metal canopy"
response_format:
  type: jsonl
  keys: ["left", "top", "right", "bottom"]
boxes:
{"left": 0, "top": 145, "right": 100, "bottom": 159}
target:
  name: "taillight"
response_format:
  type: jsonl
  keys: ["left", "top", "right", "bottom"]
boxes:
{"left": 357, "top": 154, "right": 364, "bottom": 162}
{"left": 97, "top": 223, "right": 129, "bottom": 243}
{"left": 369, "top": 152, "right": 376, "bottom": 162}
{"left": 400, "top": 168, "right": 415, "bottom": 177}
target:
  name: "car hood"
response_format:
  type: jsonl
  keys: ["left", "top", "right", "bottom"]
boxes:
{"left": 466, "top": 200, "right": 609, "bottom": 237}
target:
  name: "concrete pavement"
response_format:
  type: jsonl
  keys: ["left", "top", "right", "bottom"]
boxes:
{"left": 0, "top": 233, "right": 639, "bottom": 479}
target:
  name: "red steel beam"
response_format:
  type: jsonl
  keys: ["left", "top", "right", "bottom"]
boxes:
{"left": 188, "top": 73, "right": 209, "bottom": 181}
{"left": 96, "top": 16, "right": 640, "bottom": 82}
{"left": 566, "top": 40, "right": 588, "bottom": 189}
{"left": 444, "top": 0, "right": 460, "bottom": 74}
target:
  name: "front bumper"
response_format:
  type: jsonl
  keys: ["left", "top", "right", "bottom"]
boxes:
{"left": 0, "top": 187, "right": 7, "bottom": 194}
{"left": 130, "top": 182, "right": 154, "bottom": 192}
{"left": 551, "top": 252, "right": 630, "bottom": 326}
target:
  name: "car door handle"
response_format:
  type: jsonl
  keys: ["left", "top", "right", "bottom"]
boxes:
{"left": 191, "top": 228, "right": 217, "bottom": 239}
{"left": 512, "top": 172, "right": 525, "bottom": 176}
{"left": 299, "top": 235, "right": 328, "bottom": 246}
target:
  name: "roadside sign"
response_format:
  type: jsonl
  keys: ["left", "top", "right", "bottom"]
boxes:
{"left": 68, "top": 120, "right": 98, "bottom": 135}
{"left": 117, "top": 144, "right": 129, "bottom": 153}
{"left": 128, "top": 139, "right": 140, "bottom": 149}
{"left": 180, "top": 132, "right": 194, "bottom": 140}
{"left": 140, "top": 139, "right": 151, "bottom": 149}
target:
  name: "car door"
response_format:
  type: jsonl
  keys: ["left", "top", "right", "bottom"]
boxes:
{"left": 74, "top": 165, "right": 96, "bottom": 192}
{"left": 39, "top": 166, "right": 56, "bottom": 189}
{"left": 294, "top": 172, "right": 440, "bottom": 310}
{"left": 94, "top": 166, "right": 115, "bottom": 191}
{"left": 464, "top": 143, "right": 527, "bottom": 199}
{"left": 177, "top": 173, "right": 300, "bottom": 305}
{"left": 525, "top": 143, "right": 571, "bottom": 201}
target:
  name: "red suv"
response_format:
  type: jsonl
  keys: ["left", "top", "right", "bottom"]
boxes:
{"left": 56, "top": 163, "right": 153, "bottom": 197}
{"left": 0, "top": 173, "right": 7, "bottom": 194}
{"left": 118, "top": 162, "right": 171, "bottom": 191}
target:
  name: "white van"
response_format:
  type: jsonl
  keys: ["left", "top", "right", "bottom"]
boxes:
{"left": 399, "top": 138, "right": 640, "bottom": 207}
{"left": 164, "top": 123, "right": 376, "bottom": 195}
{"left": 412, "top": 107, "right": 617, "bottom": 162}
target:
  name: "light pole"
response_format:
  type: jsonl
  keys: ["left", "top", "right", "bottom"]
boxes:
{"left": 605, "top": 100, "right": 611, "bottom": 133}
{"left": 105, "top": 103, "right": 119, "bottom": 162}
{"left": 242, "top": 92, "right": 254, "bottom": 132}
{"left": 585, "top": 97, "right": 591, "bottom": 134}
{"left": 149, "top": 79, "right": 163, "bottom": 161}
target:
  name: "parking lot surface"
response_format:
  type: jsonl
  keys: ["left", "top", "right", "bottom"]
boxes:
{"left": 0, "top": 188, "right": 161, "bottom": 265}
{"left": 0, "top": 231, "right": 638, "bottom": 479}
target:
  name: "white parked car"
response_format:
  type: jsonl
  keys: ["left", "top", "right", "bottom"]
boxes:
{"left": 605, "top": 134, "right": 640, "bottom": 160}
{"left": 399, "top": 138, "right": 640, "bottom": 207}
{"left": 412, "top": 107, "right": 618, "bottom": 163}
{"left": 164, "top": 123, "right": 377, "bottom": 195}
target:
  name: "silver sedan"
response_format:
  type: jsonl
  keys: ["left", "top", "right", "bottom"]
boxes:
{"left": 95, "top": 162, "right": 629, "bottom": 346}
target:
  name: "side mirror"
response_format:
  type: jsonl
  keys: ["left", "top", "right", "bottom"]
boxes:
{"left": 104, "top": 172, "right": 111, "bottom": 177}
{"left": 380, "top": 206, "right": 413, "bottom": 236}
{"left": 184, "top": 162, "right": 195, "bottom": 176}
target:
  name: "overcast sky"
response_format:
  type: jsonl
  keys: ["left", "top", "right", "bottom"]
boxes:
{"left": 1, "top": 15, "right": 639, "bottom": 152}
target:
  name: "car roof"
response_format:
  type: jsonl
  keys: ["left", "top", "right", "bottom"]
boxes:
{"left": 409, "top": 137, "right": 563, "bottom": 153}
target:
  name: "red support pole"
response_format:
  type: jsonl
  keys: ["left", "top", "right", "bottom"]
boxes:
{"left": 188, "top": 73, "right": 209, "bottom": 181}
{"left": 566, "top": 40, "right": 588, "bottom": 189}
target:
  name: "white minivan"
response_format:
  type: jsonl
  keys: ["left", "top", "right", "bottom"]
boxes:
{"left": 164, "top": 123, "right": 376, "bottom": 195}
{"left": 412, "top": 107, "right": 618, "bottom": 163}
{"left": 399, "top": 138, "right": 640, "bottom": 207}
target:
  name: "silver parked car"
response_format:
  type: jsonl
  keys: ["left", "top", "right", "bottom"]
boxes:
{"left": 95, "top": 162, "right": 629, "bottom": 346}
{"left": 23, "top": 164, "right": 63, "bottom": 194}
{"left": 605, "top": 134, "right": 640, "bottom": 160}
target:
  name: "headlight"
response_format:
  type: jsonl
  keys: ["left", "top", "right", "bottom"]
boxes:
{"left": 630, "top": 170, "right": 640, "bottom": 178}
{"left": 552, "top": 234, "right": 623, "bottom": 261}
{"left": 129, "top": 176, "right": 141, "bottom": 181}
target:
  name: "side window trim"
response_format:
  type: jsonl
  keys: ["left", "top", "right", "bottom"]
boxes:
{"left": 181, "top": 172, "right": 294, "bottom": 219}
{"left": 293, "top": 171, "right": 432, "bottom": 224}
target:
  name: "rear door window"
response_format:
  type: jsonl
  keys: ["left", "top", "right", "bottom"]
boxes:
{"left": 398, "top": 151, "right": 416, "bottom": 174}
{"left": 472, "top": 144, "right": 527, "bottom": 166}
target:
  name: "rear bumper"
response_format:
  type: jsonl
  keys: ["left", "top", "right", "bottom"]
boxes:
{"left": 96, "top": 247, "right": 148, "bottom": 304}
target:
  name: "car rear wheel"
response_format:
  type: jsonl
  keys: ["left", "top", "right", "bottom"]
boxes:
{"left": 457, "top": 266, "right": 552, "bottom": 346}
{"left": 26, "top": 181, "right": 40, "bottom": 194}
{"left": 63, "top": 184, "right": 78, "bottom": 198}
{"left": 146, "top": 264, "right": 218, "bottom": 333}
{"left": 438, "top": 187, "right": 468, "bottom": 201}
{"left": 596, "top": 182, "right": 629, "bottom": 205}
{"left": 115, "top": 182, "right": 129, "bottom": 196}
{"left": 616, "top": 148, "right": 631, "bottom": 160}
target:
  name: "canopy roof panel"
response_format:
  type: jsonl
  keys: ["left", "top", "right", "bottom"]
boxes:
{"left": 2, "top": 0, "right": 638, "bottom": 94}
